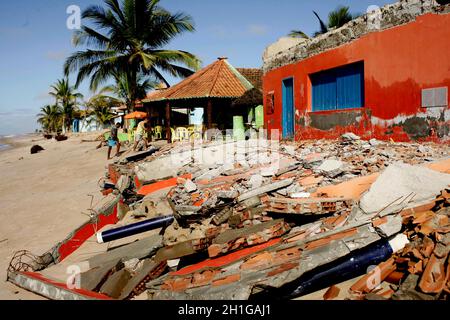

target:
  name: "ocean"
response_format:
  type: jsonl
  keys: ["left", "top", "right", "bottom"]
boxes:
{"left": 0, "top": 134, "right": 16, "bottom": 151}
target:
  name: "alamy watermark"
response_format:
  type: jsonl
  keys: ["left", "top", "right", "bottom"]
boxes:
{"left": 66, "top": 5, "right": 81, "bottom": 30}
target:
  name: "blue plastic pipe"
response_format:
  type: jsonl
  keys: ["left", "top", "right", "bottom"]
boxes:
{"left": 96, "top": 215, "right": 174, "bottom": 243}
{"left": 280, "top": 234, "right": 408, "bottom": 299}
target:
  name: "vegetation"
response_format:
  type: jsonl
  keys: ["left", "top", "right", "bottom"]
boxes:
{"left": 100, "top": 72, "right": 158, "bottom": 110}
{"left": 37, "top": 0, "right": 200, "bottom": 133}
{"left": 289, "top": 6, "right": 358, "bottom": 39}
{"left": 64, "top": 0, "right": 201, "bottom": 111}
{"left": 49, "top": 78, "right": 83, "bottom": 133}
{"left": 84, "top": 94, "right": 121, "bottom": 127}
{"left": 37, "top": 104, "right": 62, "bottom": 133}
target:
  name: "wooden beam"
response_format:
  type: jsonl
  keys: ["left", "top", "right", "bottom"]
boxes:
{"left": 207, "top": 99, "right": 213, "bottom": 129}
{"left": 205, "top": 99, "right": 213, "bottom": 141}
{"left": 165, "top": 101, "right": 171, "bottom": 143}
{"left": 147, "top": 105, "right": 153, "bottom": 142}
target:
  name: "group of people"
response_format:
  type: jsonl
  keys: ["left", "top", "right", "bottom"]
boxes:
{"left": 103, "top": 118, "right": 150, "bottom": 160}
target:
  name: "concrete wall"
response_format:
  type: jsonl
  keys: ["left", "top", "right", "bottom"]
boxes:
{"left": 262, "top": 0, "right": 450, "bottom": 142}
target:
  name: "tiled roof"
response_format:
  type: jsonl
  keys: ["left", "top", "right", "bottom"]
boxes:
{"left": 236, "top": 68, "right": 262, "bottom": 90}
{"left": 143, "top": 58, "right": 255, "bottom": 102}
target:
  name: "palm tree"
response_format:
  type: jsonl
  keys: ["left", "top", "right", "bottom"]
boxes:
{"left": 100, "top": 72, "right": 157, "bottom": 110}
{"left": 289, "top": 6, "right": 356, "bottom": 39}
{"left": 64, "top": 0, "right": 201, "bottom": 110}
{"left": 49, "top": 78, "right": 83, "bottom": 133}
{"left": 84, "top": 94, "right": 120, "bottom": 128}
{"left": 91, "top": 105, "right": 117, "bottom": 128}
{"left": 37, "top": 104, "right": 62, "bottom": 133}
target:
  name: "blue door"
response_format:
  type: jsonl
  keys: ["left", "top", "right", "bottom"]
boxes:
{"left": 282, "top": 78, "right": 295, "bottom": 139}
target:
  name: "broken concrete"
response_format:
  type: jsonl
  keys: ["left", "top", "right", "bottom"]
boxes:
{"left": 360, "top": 162, "right": 450, "bottom": 214}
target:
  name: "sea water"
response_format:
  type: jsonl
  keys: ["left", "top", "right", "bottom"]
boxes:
{"left": 0, "top": 134, "right": 14, "bottom": 151}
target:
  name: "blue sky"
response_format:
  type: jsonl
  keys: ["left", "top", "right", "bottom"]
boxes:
{"left": 0, "top": 0, "right": 395, "bottom": 135}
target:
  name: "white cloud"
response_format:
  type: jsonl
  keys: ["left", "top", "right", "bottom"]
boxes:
{"left": 45, "top": 50, "right": 67, "bottom": 61}
{"left": 247, "top": 24, "right": 268, "bottom": 36}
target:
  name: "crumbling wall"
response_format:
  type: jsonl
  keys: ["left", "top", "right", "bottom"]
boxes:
{"left": 263, "top": 0, "right": 449, "bottom": 73}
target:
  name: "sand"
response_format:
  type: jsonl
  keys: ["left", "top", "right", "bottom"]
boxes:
{"left": 0, "top": 132, "right": 120, "bottom": 299}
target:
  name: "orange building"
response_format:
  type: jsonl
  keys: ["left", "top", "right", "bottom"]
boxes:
{"left": 263, "top": 0, "right": 450, "bottom": 142}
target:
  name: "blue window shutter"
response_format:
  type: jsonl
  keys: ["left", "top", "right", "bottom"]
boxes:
{"left": 311, "top": 62, "right": 364, "bottom": 111}
{"left": 336, "top": 63, "right": 364, "bottom": 109}
{"left": 311, "top": 72, "right": 337, "bottom": 111}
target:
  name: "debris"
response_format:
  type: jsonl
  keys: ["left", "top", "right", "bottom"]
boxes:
{"left": 248, "top": 174, "right": 263, "bottom": 189}
{"left": 360, "top": 162, "right": 450, "bottom": 214}
{"left": 184, "top": 179, "right": 197, "bottom": 193}
{"left": 88, "top": 234, "right": 162, "bottom": 269}
{"left": 55, "top": 134, "right": 68, "bottom": 141}
{"left": 238, "top": 178, "right": 294, "bottom": 202}
{"left": 374, "top": 215, "right": 403, "bottom": 238}
{"left": 341, "top": 132, "right": 360, "bottom": 141}
{"left": 317, "top": 159, "right": 345, "bottom": 178}
{"left": 9, "top": 137, "right": 450, "bottom": 301}
{"left": 79, "top": 259, "right": 123, "bottom": 291}
{"left": 30, "top": 145, "right": 44, "bottom": 154}
{"left": 99, "top": 269, "right": 132, "bottom": 299}
{"left": 96, "top": 216, "right": 174, "bottom": 243}
{"left": 323, "top": 285, "right": 340, "bottom": 300}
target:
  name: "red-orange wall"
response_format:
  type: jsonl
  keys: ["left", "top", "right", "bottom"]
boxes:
{"left": 263, "top": 13, "right": 450, "bottom": 142}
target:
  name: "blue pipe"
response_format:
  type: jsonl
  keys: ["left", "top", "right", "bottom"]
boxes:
{"left": 283, "top": 239, "right": 393, "bottom": 299}
{"left": 251, "top": 234, "right": 408, "bottom": 300}
{"left": 96, "top": 215, "right": 174, "bottom": 243}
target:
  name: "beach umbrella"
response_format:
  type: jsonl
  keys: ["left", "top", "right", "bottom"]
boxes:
{"left": 124, "top": 111, "right": 147, "bottom": 119}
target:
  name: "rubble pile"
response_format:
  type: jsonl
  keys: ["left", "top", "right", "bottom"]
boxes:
{"left": 8, "top": 134, "right": 449, "bottom": 300}
{"left": 92, "top": 135, "right": 449, "bottom": 300}
{"left": 349, "top": 190, "right": 450, "bottom": 300}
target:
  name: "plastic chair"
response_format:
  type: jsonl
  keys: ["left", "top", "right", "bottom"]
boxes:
{"left": 154, "top": 125, "right": 163, "bottom": 140}
{"left": 176, "top": 127, "right": 189, "bottom": 141}
{"left": 170, "top": 127, "right": 181, "bottom": 143}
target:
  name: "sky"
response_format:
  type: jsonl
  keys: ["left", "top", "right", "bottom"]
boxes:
{"left": 0, "top": 0, "right": 396, "bottom": 136}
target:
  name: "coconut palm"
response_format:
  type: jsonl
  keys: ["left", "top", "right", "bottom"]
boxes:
{"left": 100, "top": 72, "right": 158, "bottom": 110}
{"left": 37, "top": 104, "right": 62, "bottom": 133}
{"left": 49, "top": 78, "right": 83, "bottom": 133}
{"left": 289, "top": 6, "right": 356, "bottom": 39}
{"left": 90, "top": 105, "right": 117, "bottom": 128}
{"left": 84, "top": 94, "right": 120, "bottom": 128}
{"left": 64, "top": 0, "right": 201, "bottom": 110}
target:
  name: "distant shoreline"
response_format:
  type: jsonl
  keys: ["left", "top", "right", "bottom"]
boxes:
{"left": 0, "top": 133, "right": 40, "bottom": 153}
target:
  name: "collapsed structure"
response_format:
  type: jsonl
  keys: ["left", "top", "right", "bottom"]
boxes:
{"left": 263, "top": 0, "right": 450, "bottom": 142}
{"left": 6, "top": 134, "right": 450, "bottom": 300}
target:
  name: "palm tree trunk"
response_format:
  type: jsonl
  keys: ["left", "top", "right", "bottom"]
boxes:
{"left": 130, "top": 67, "right": 138, "bottom": 112}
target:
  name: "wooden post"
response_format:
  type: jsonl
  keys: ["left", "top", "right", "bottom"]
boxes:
{"left": 205, "top": 99, "right": 213, "bottom": 141}
{"left": 147, "top": 105, "right": 153, "bottom": 142}
{"left": 207, "top": 99, "right": 213, "bottom": 129}
{"left": 165, "top": 101, "right": 171, "bottom": 143}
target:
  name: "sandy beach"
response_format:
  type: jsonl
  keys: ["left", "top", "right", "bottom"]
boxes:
{"left": 0, "top": 132, "right": 118, "bottom": 299}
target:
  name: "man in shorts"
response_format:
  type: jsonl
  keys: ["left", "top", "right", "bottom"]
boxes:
{"left": 107, "top": 122, "right": 122, "bottom": 160}
{"left": 133, "top": 118, "right": 148, "bottom": 151}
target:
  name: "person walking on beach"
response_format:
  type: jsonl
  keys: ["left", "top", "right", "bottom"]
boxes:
{"left": 133, "top": 118, "right": 149, "bottom": 151}
{"left": 107, "top": 122, "right": 122, "bottom": 160}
